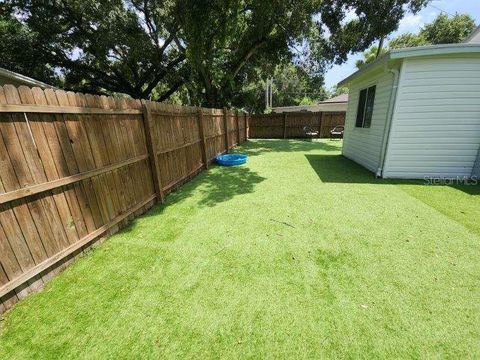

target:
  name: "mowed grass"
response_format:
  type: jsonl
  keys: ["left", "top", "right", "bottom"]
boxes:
{"left": 1, "top": 139, "right": 479, "bottom": 359}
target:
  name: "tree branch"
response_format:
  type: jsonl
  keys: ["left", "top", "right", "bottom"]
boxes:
{"left": 230, "top": 39, "right": 267, "bottom": 78}
{"left": 156, "top": 79, "right": 185, "bottom": 102}
{"left": 140, "top": 54, "right": 186, "bottom": 97}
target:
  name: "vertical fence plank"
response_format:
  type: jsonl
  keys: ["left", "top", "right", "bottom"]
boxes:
{"left": 197, "top": 108, "right": 208, "bottom": 169}
{"left": 236, "top": 111, "right": 241, "bottom": 145}
{"left": 318, "top": 112, "right": 324, "bottom": 137}
{"left": 283, "top": 113, "right": 287, "bottom": 139}
{"left": 142, "top": 101, "right": 164, "bottom": 204}
{"left": 223, "top": 108, "right": 229, "bottom": 153}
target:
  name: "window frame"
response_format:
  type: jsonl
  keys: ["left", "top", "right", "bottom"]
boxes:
{"left": 355, "top": 85, "right": 376, "bottom": 128}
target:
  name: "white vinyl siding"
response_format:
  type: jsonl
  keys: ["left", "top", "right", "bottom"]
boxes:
{"left": 342, "top": 70, "right": 395, "bottom": 173}
{"left": 383, "top": 56, "right": 480, "bottom": 179}
{"left": 473, "top": 151, "right": 480, "bottom": 177}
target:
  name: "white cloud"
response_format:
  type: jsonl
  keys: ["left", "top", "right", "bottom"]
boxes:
{"left": 392, "top": 10, "right": 437, "bottom": 38}
{"left": 397, "top": 13, "right": 424, "bottom": 33}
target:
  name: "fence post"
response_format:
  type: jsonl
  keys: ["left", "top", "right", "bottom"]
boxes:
{"left": 245, "top": 113, "right": 249, "bottom": 140}
{"left": 141, "top": 101, "right": 165, "bottom": 204}
{"left": 197, "top": 107, "right": 209, "bottom": 169}
{"left": 283, "top": 113, "right": 287, "bottom": 139}
{"left": 236, "top": 110, "right": 240, "bottom": 146}
{"left": 223, "top": 107, "right": 229, "bottom": 152}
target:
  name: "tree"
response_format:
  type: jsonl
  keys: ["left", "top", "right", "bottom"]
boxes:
{"left": 314, "top": 0, "right": 429, "bottom": 65}
{"left": 178, "top": 0, "right": 431, "bottom": 107}
{"left": 0, "top": 16, "right": 58, "bottom": 85}
{"left": 330, "top": 84, "right": 349, "bottom": 97}
{"left": 355, "top": 45, "right": 387, "bottom": 68}
{"left": 422, "top": 13, "right": 477, "bottom": 44}
{"left": 226, "top": 63, "right": 329, "bottom": 113}
{"left": 2, "top": 0, "right": 431, "bottom": 106}
{"left": 357, "top": 13, "right": 477, "bottom": 68}
{"left": 270, "top": 64, "right": 328, "bottom": 107}
{"left": 389, "top": 32, "right": 428, "bottom": 49}
{"left": 2, "top": 0, "right": 186, "bottom": 101}
{"left": 175, "top": 0, "right": 329, "bottom": 107}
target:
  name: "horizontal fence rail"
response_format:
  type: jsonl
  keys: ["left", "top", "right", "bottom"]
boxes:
{"left": 0, "top": 84, "right": 249, "bottom": 313}
{"left": 249, "top": 112, "right": 345, "bottom": 139}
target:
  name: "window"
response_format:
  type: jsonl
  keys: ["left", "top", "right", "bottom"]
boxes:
{"left": 355, "top": 85, "right": 376, "bottom": 128}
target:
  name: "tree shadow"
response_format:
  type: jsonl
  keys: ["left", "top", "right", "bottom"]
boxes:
{"left": 189, "top": 164, "right": 266, "bottom": 207}
{"left": 143, "top": 164, "right": 267, "bottom": 216}
{"left": 449, "top": 183, "right": 480, "bottom": 196}
{"left": 305, "top": 154, "right": 480, "bottom": 195}
{"left": 242, "top": 139, "right": 341, "bottom": 157}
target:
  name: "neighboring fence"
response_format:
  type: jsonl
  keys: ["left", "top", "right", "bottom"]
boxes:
{"left": 249, "top": 112, "right": 345, "bottom": 139}
{"left": 0, "top": 85, "right": 248, "bottom": 313}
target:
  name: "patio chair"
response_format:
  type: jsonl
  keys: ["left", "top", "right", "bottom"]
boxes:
{"left": 303, "top": 126, "right": 319, "bottom": 142}
{"left": 329, "top": 125, "right": 344, "bottom": 140}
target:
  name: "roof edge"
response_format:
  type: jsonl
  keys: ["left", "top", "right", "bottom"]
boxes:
{"left": 0, "top": 67, "right": 55, "bottom": 89}
{"left": 338, "top": 43, "right": 480, "bottom": 87}
{"left": 389, "top": 43, "right": 480, "bottom": 59}
{"left": 338, "top": 54, "right": 390, "bottom": 87}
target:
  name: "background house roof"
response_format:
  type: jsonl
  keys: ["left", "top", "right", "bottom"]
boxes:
{"left": 464, "top": 25, "right": 480, "bottom": 44}
{"left": 271, "top": 94, "right": 348, "bottom": 113}
{"left": 322, "top": 94, "right": 348, "bottom": 103}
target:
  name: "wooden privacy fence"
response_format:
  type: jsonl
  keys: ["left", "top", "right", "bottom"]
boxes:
{"left": 249, "top": 112, "right": 345, "bottom": 139}
{"left": 0, "top": 85, "right": 248, "bottom": 313}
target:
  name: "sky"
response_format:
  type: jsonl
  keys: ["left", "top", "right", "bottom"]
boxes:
{"left": 323, "top": 0, "right": 480, "bottom": 90}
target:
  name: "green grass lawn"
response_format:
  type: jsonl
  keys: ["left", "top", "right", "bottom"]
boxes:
{"left": 1, "top": 139, "right": 479, "bottom": 359}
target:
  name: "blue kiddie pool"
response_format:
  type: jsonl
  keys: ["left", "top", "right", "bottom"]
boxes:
{"left": 215, "top": 153, "right": 248, "bottom": 166}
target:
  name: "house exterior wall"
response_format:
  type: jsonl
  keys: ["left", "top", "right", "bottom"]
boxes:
{"left": 383, "top": 55, "right": 480, "bottom": 179}
{"left": 342, "top": 69, "right": 395, "bottom": 173}
{"left": 472, "top": 150, "right": 480, "bottom": 178}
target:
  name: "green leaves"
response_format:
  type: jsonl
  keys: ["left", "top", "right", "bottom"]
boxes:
{"left": 1, "top": 0, "right": 436, "bottom": 107}
{"left": 422, "top": 13, "right": 477, "bottom": 45}
{"left": 356, "top": 12, "right": 477, "bottom": 69}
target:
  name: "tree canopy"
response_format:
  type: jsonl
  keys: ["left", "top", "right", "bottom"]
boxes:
{"left": 1, "top": 0, "right": 431, "bottom": 107}
{"left": 234, "top": 63, "right": 329, "bottom": 113}
{"left": 355, "top": 46, "right": 388, "bottom": 69}
{"left": 356, "top": 13, "right": 477, "bottom": 69}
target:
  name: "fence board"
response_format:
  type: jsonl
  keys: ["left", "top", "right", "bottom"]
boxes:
{"left": 0, "top": 85, "right": 247, "bottom": 312}
{"left": 249, "top": 111, "right": 345, "bottom": 139}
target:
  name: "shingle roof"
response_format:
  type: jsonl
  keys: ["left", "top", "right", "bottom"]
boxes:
{"left": 464, "top": 26, "right": 480, "bottom": 44}
{"left": 322, "top": 94, "right": 348, "bottom": 103}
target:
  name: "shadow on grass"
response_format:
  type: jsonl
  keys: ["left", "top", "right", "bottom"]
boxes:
{"left": 147, "top": 164, "right": 267, "bottom": 215}
{"left": 306, "top": 154, "right": 480, "bottom": 195}
{"left": 450, "top": 184, "right": 480, "bottom": 196}
{"left": 191, "top": 164, "right": 266, "bottom": 207}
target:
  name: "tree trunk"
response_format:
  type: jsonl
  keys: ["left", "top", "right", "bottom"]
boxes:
{"left": 205, "top": 86, "right": 220, "bottom": 108}
{"left": 376, "top": 37, "right": 385, "bottom": 58}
